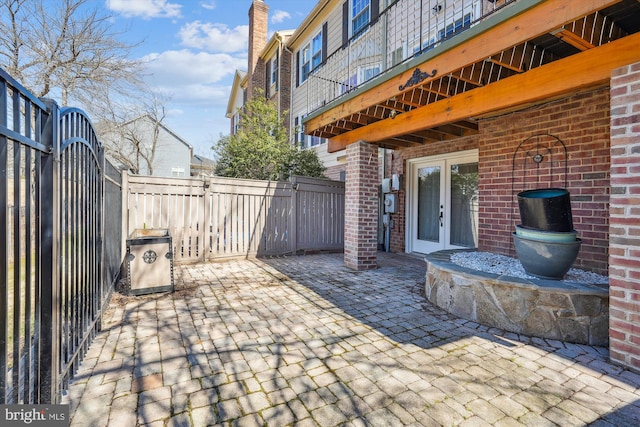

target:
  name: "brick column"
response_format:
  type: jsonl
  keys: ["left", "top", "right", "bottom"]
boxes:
{"left": 609, "top": 61, "right": 640, "bottom": 372}
{"left": 345, "top": 141, "right": 379, "bottom": 270}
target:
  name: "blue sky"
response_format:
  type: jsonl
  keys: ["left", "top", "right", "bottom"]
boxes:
{"left": 103, "top": 0, "right": 315, "bottom": 156}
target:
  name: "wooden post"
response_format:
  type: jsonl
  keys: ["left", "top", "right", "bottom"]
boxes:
{"left": 290, "top": 176, "right": 298, "bottom": 254}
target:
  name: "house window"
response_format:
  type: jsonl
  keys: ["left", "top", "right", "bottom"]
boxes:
{"left": 340, "top": 74, "right": 357, "bottom": 96}
{"left": 300, "top": 30, "right": 323, "bottom": 84}
{"left": 270, "top": 56, "right": 278, "bottom": 86}
{"left": 391, "top": 47, "right": 404, "bottom": 67}
{"left": 339, "top": 65, "right": 379, "bottom": 95}
{"left": 295, "top": 116, "right": 304, "bottom": 147}
{"left": 171, "top": 167, "right": 185, "bottom": 177}
{"left": 308, "top": 135, "right": 324, "bottom": 147}
{"left": 439, "top": 13, "right": 472, "bottom": 40}
{"left": 352, "top": 0, "right": 371, "bottom": 36}
{"left": 361, "top": 65, "right": 380, "bottom": 82}
{"left": 296, "top": 115, "right": 326, "bottom": 148}
{"left": 233, "top": 112, "right": 241, "bottom": 134}
{"left": 312, "top": 32, "right": 323, "bottom": 69}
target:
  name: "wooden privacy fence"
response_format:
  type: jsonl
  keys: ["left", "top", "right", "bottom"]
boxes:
{"left": 126, "top": 175, "right": 345, "bottom": 262}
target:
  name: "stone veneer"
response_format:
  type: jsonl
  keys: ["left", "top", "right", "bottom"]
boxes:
{"left": 425, "top": 251, "right": 609, "bottom": 346}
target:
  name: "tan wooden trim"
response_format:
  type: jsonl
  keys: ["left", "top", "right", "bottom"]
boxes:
{"left": 328, "top": 31, "right": 640, "bottom": 152}
{"left": 307, "top": 0, "right": 620, "bottom": 134}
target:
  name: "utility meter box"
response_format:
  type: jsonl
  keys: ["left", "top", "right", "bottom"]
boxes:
{"left": 384, "top": 193, "right": 398, "bottom": 213}
{"left": 391, "top": 174, "right": 402, "bottom": 191}
{"left": 126, "top": 229, "right": 174, "bottom": 295}
{"left": 382, "top": 178, "right": 392, "bottom": 193}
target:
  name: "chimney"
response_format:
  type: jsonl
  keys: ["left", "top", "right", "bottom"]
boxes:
{"left": 248, "top": 0, "right": 269, "bottom": 98}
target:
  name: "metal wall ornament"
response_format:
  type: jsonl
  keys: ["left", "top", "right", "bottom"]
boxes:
{"left": 399, "top": 68, "right": 437, "bottom": 90}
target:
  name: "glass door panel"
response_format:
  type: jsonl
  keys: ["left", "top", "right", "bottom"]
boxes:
{"left": 449, "top": 162, "right": 478, "bottom": 248}
{"left": 408, "top": 152, "right": 478, "bottom": 254}
{"left": 411, "top": 160, "right": 445, "bottom": 253}
{"left": 417, "top": 166, "right": 441, "bottom": 242}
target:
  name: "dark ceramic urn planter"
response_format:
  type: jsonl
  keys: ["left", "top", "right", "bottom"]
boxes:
{"left": 517, "top": 188, "right": 573, "bottom": 232}
{"left": 513, "top": 233, "right": 582, "bottom": 280}
{"left": 514, "top": 188, "right": 580, "bottom": 279}
{"left": 515, "top": 225, "right": 577, "bottom": 243}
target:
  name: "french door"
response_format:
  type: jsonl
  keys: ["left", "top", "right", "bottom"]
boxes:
{"left": 407, "top": 150, "right": 478, "bottom": 254}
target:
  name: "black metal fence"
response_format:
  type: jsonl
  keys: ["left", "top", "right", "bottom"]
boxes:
{"left": 0, "top": 67, "right": 120, "bottom": 403}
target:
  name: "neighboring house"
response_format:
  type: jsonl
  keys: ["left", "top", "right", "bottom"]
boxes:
{"left": 287, "top": 1, "right": 348, "bottom": 181}
{"left": 103, "top": 114, "right": 193, "bottom": 177}
{"left": 191, "top": 153, "right": 217, "bottom": 177}
{"left": 263, "top": 29, "right": 294, "bottom": 135}
{"left": 293, "top": 0, "right": 640, "bottom": 371}
{"left": 225, "top": 70, "right": 247, "bottom": 135}
{"left": 229, "top": 0, "right": 347, "bottom": 180}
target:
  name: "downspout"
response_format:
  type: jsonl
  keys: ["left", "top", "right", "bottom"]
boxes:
{"left": 280, "top": 32, "right": 296, "bottom": 144}
{"left": 276, "top": 32, "right": 284, "bottom": 116}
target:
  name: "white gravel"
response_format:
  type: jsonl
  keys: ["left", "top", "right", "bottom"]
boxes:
{"left": 450, "top": 251, "right": 609, "bottom": 284}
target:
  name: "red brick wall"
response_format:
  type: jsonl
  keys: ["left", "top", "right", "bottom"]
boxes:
{"left": 345, "top": 141, "right": 378, "bottom": 270}
{"left": 609, "top": 61, "right": 640, "bottom": 372}
{"left": 478, "top": 89, "right": 611, "bottom": 275}
{"left": 252, "top": 58, "right": 266, "bottom": 99}
{"left": 384, "top": 90, "right": 610, "bottom": 275}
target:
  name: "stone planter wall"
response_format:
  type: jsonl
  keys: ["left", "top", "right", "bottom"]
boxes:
{"left": 425, "top": 251, "right": 609, "bottom": 346}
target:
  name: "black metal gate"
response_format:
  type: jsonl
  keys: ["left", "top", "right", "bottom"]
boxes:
{"left": 0, "top": 67, "right": 116, "bottom": 403}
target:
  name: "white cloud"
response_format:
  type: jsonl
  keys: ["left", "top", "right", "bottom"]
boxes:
{"left": 106, "top": 0, "right": 182, "bottom": 19}
{"left": 271, "top": 10, "right": 291, "bottom": 24}
{"left": 141, "top": 50, "right": 245, "bottom": 105}
{"left": 178, "top": 21, "right": 248, "bottom": 53}
{"left": 200, "top": 1, "right": 216, "bottom": 11}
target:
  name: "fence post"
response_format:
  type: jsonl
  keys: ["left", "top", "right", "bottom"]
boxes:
{"left": 121, "top": 170, "right": 129, "bottom": 255}
{"left": 38, "top": 99, "right": 60, "bottom": 403}
{"left": 290, "top": 176, "right": 298, "bottom": 254}
{"left": 98, "top": 148, "right": 106, "bottom": 326}
{"left": 202, "top": 178, "right": 211, "bottom": 262}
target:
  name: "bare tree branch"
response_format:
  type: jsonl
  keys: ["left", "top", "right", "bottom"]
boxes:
{"left": 96, "top": 89, "right": 172, "bottom": 176}
{"left": 0, "top": 0, "right": 143, "bottom": 105}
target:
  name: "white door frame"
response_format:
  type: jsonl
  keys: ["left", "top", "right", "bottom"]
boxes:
{"left": 406, "top": 149, "right": 479, "bottom": 254}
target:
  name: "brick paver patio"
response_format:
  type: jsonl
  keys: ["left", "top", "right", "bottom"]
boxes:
{"left": 64, "top": 253, "right": 640, "bottom": 426}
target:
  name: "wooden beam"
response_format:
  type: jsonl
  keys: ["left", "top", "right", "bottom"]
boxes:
{"left": 452, "top": 120, "right": 480, "bottom": 131}
{"left": 433, "top": 123, "right": 476, "bottom": 137}
{"left": 553, "top": 29, "right": 596, "bottom": 50}
{"left": 306, "top": 0, "right": 620, "bottom": 134}
{"left": 327, "top": 31, "right": 640, "bottom": 152}
{"left": 377, "top": 139, "right": 419, "bottom": 149}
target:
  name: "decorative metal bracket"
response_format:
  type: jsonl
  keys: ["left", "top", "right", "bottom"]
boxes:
{"left": 143, "top": 250, "right": 158, "bottom": 264}
{"left": 399, "top": 68, "right": 437, "bottom": 90}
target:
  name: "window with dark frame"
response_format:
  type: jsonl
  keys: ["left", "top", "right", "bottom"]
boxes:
{"left": 300, "top": 29, "right": 323, "bottom": 84}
